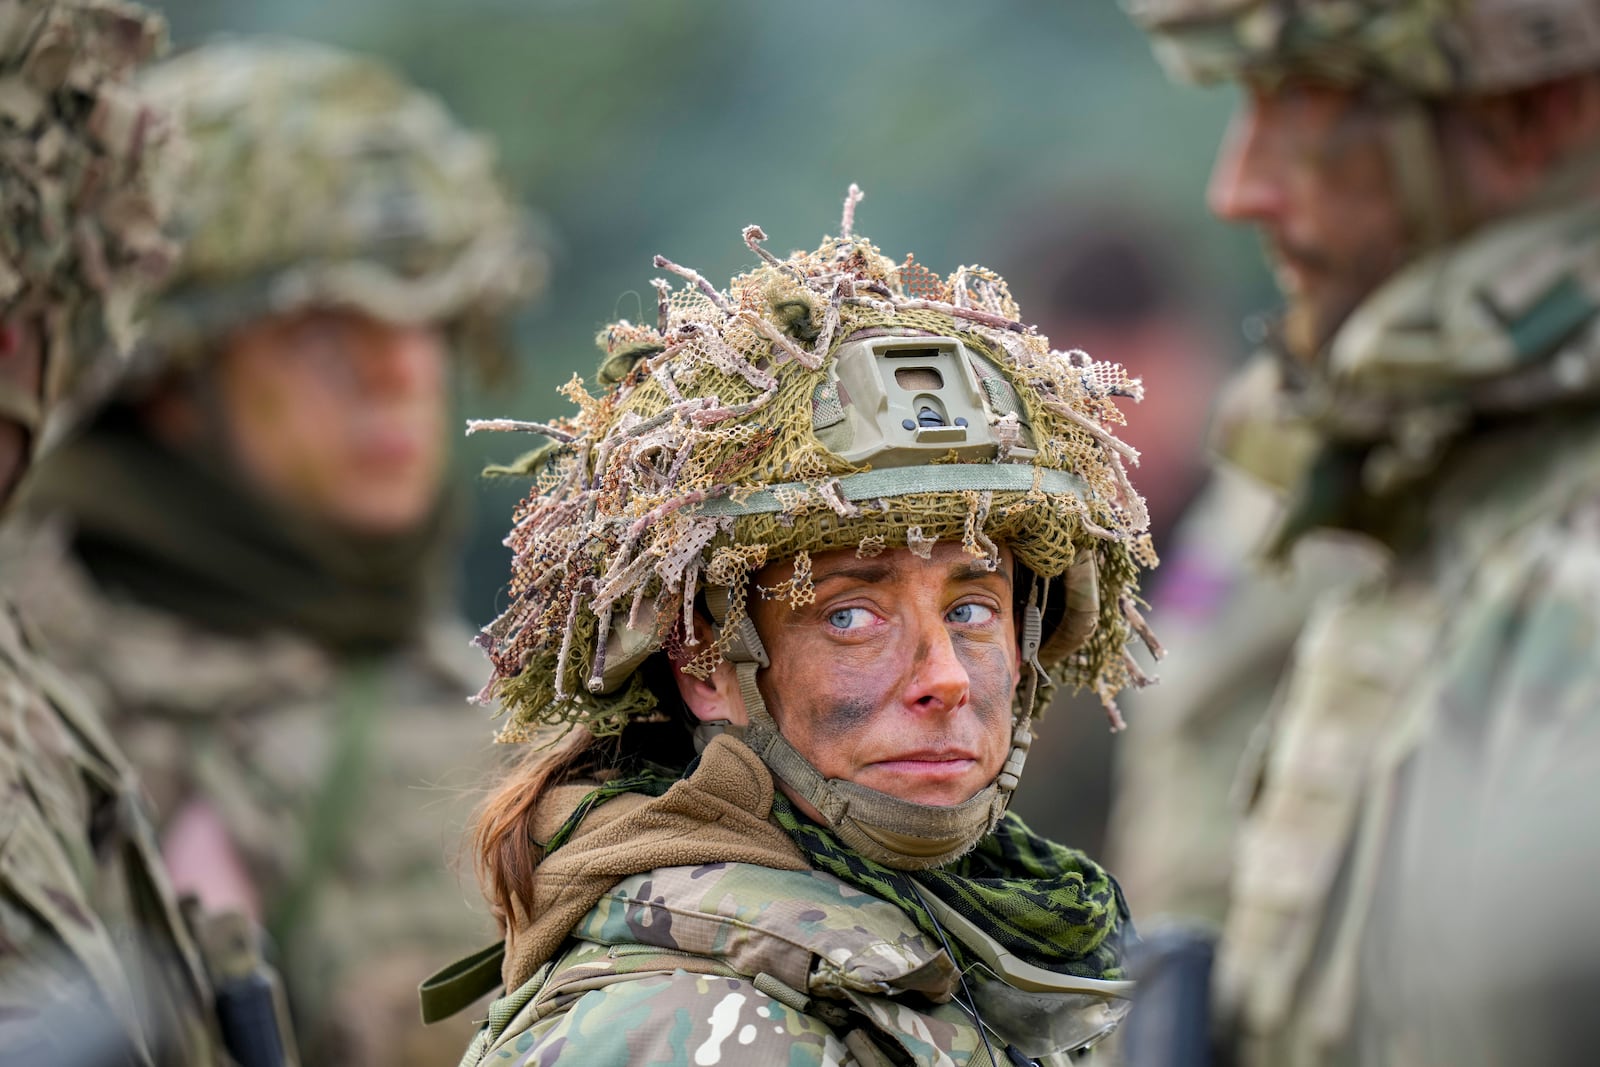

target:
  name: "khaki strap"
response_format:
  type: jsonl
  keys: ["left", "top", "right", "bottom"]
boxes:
{"left": 0, "top": 378, "right": 41, "bottom": 430}
{"left": 740, "top": 693, "right": 1002, "bottom": 869}
{"left": 268, "top": 661, "right": 383, "bottom": 951}
{"left": 419, "top": 941, "right": 507, "bottom": 1025}
{"left": 1382, "top": 101, "right": 1452, "bottom": 251}
{"left": 690, "top": 464, "right": 1086, "bottom": 518}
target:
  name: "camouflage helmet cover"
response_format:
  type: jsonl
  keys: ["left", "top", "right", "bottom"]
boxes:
{"left": 0, "top": 0, "right": 176, "bottom": 434}
{"left": 137, "top": 37, "right": 545, "bottom": 375}
{"left": 473, "top": 189, "right": 1160, "bottom": 746}
{"left": 1125, "top": 0, "right": 1600, "bottom": 97}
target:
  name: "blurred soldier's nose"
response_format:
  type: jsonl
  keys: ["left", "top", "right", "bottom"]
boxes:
{"left": 331, "top": 317, "right": 446, "bottom": 399}
{"left": 1207, "top": 98, "right": 1285, "bottom": 225}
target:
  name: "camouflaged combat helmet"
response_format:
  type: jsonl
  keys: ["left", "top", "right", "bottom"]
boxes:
{"left": 1126, "top": 0, "right": 1600, "bottom": 96}
{"left": 473, "top": 188, "right": 1161, "bottom": 869}
{"left": 134, "top": 37, "right": 544, "bottom": 378}
{"left": 0, "top": 0, "right": 175, "bottom": 449}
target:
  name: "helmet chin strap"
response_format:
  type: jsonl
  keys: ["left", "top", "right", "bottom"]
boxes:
{"left": 1380, "top": 97, "right": 1454, "bottom": 253}
{"left": 697, "top": 579, "right": 1046, "bottom": 871}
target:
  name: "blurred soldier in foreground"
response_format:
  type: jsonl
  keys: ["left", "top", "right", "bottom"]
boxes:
{"left": 0, "top": 2, "right": 231, "bottom": 1063}
{"left": 1121, "top": 0, "right": 1600, "bottom": 1063}
{"left": 428, "top": 193, "right": 1156, "bottom": 1064}
{"left": 4, "top": 37, "right": 543, "bottom": 1066}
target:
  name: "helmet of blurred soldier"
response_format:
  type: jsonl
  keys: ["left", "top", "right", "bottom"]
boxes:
{"left": 0, "top": 0, "right": 176, "bottom": 500}
{"left": 137, "top": 36, "right": 544, "bottom": 379}
{"left": 1125, "top": 0, "right": 1600, "bottom": 97}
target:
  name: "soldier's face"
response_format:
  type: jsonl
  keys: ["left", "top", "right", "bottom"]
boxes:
{"left": 748, "top": 543, "right": 1020, "bottom": 809}
{"left": 1208, "top": 82, "right": 1414, "bottom": 360}
{"left": 216, "top": 308, "right": 449, "bottom": 535}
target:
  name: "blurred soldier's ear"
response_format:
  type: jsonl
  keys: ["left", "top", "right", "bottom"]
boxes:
{"left": 1439, "top": 72, "right": 1600, "bottom": 222}
{"left": 668, "top": 611, "right": 749, "bottom": 728}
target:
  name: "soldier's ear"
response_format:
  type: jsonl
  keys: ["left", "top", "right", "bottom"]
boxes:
{"left": 668, "top": 610, "right": 749, "bottom": 727}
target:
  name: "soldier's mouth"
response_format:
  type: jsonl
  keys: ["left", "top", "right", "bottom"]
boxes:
{"left": 870, "top": 753, "right": 979, "bottom": 780}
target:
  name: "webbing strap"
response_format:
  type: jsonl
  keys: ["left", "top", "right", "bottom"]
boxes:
{"left": 1382, "top": 102, "right": 1452, "bottom": 252}
{"left": 690, "top": 464, "right": 1084, "bottom": 518}
{"left": 419, "top": 940, "right": 506, "bottom": 1024}
{"left": 0, "top": 378, "right": 41, "bottom": 430}
{"left": 268, "top": 661, "right": 383, "bottom": 952}
{"left": 734, "top": 659, "right": 765, "bottom": 728}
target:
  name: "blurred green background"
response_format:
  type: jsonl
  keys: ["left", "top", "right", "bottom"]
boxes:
{"left": 151, "top": 0, "right": 1278, "bottom": 850}
{"left": 157, "top": 0, "right": 1271, "bottom": 627}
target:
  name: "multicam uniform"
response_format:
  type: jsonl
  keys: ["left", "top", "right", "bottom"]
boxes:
{"left": 6, "top": 527, "right": 505, "bottom": 1064}
{"left": 451, "top": 738, "right": 1130, "bottom": 1067}
{"left": 441, "top": 195, "right": 1162, "bottom": 1064}
{"left": 3, "top": 38, "right": 543, "bottom": 1067}
{"left": 0, "top": 2, "right": 227, "bottom": 1064}
{"left": 1106, "top": 471, "right": 1377, "bottom": 924}
{"left": 1123, "top": 1, "right": 1600, "bottom": 1062}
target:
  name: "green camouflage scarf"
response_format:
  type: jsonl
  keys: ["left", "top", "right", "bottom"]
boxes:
{"left": 770, "top": 794, "right": 1132, "bottom": 982}
{"left": 547, "top": 759, "right": 1132, "bottom": 982}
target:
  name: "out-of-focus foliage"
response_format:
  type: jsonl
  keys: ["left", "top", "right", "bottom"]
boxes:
{"left": 155, "top": 0, "right": 1272, "bottom": 621}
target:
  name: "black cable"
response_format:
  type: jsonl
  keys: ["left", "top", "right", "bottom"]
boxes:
{"left": 908, "top": 880, "right": 1005, "bottom": 1067}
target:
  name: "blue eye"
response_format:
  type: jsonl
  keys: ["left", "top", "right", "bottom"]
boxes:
{"left": 828, "top": 607, "right": 871, "bottom": 630}
{"left": 947, "top": 603, "right": 996, "bottom": 625}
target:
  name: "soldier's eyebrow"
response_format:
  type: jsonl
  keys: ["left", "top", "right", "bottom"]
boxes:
{"left": 948, "top": 559, "right": 1011, "bottom": 587}
{"left": 811, "top": 561, "right": 895, "bottom": 587}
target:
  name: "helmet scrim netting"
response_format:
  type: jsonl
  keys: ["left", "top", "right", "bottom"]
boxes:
{"left": 472, "top": 189, "right": 1160, "bottom": 743}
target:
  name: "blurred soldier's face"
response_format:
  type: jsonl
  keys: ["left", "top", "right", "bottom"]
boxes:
{"left": 0, "top": 314, "right": 43, "bottom": 506}
{"left": 1208, "top": 82, "right": 1413, "bottom": 360}
{"left": 216, "top": 308, "right": 449, "bottom": 535}
{"left": 679, "top": 542, "right": 1019, "bottom": 811}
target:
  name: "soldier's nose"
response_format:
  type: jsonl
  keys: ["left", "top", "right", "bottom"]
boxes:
{"left": 1207, "top": 101, "right": 1285, "bottom": 225}
{"left": 905, "top": 623, "right": 969, "bottom": 716}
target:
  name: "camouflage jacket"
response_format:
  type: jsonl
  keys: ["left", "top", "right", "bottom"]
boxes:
{"left": 1106, "top": 469, "right": 1378, "bottom": 924}
{"left": 1211, "top": 197, "right": 1600, "bottom": 1065}
{"left": 2, "top": 521, "right": 509, "bottom": 1067}
{"left": 0, "top": 599, "right": 225, "bottom": 1065}
{"left": 462, "top": 861, "right": 1124, "bottom": 1067}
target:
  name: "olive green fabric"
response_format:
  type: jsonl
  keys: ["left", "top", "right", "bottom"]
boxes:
{"left": 0, "top": 4, "right": 226, "bottom": 1064}
{"left": 23, "top": 410, "right": 453, "bottom": 652}
{"left": 1, "top": 513, "right": 506, "bottom": 1067}
{"left": 1106, "top": 471, "right": 1382, "bottom": 925}
{"left": 0, "top": 603, "right": 226, "bottom": 1065}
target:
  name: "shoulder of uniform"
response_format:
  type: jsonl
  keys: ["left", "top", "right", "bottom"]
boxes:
{"left": 0, "top": 738, "right": 151, "bottom": 1056}
{"left": 1331, "top": 203, "right": 1600, "bottom": 384}
{"left": 470, "top": 967, "right": 850, "bottom": 1066}
{"left": 574, "top": 863, "right": 956, "bottom": 1002}
{"left": 1432, "top": 414, "right": 1600, "bottom": 577}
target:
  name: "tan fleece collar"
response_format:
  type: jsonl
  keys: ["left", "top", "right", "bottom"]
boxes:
{"left": 503, "top": 735, "right": 807, "bottom": 990}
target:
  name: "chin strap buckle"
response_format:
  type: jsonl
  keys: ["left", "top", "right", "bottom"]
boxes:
{"left": 996, "top": 719, "right": 1033, "bottom": 796}
{"left": 692, "top": 718, "right": 747, "bottom": 754}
